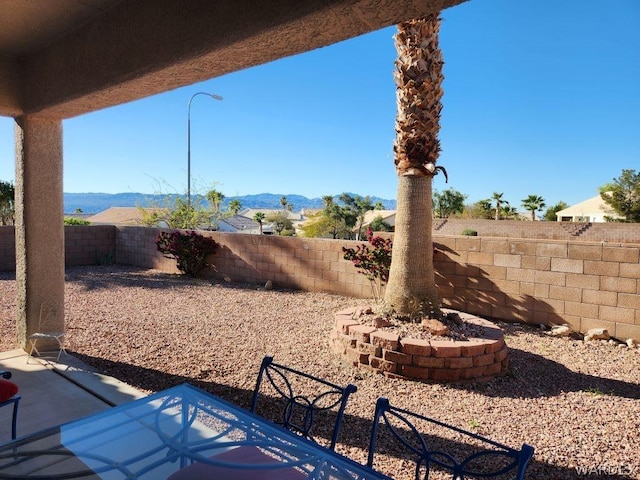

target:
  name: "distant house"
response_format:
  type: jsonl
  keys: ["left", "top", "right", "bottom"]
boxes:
{"left": 217, "top": 215, "right": 262, "bottom": 234}
{"left": 555, "top": 194, "right": 622, "bottom": 222}
{"left": 360, "top": 209, "right": 396, "bottom": 230}
{"left": 87, "top": 207, "right": 168, "bottom": 226}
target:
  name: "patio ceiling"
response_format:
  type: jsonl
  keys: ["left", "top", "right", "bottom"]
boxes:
{"left": 0, "top": 0, "right": 465, "bottom": 119}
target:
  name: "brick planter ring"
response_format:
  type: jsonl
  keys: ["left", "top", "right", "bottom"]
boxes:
{"left": 331, "top": 308, "right": 509, "bottom": 383}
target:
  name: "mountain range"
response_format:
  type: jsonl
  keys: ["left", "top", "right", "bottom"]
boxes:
{"left": 64, "top": 192, "right": 397, "bottom": 214}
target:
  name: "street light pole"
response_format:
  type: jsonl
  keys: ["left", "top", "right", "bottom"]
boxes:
{"left": 187, "top": 92, "right": 223, "bottom": 208}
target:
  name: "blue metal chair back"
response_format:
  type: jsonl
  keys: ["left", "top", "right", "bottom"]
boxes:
{"left": 367, "top": 397, "right": 534, "bottom": 479}
{"left": 250, "top": 356, "right": 357, "bottom": 450}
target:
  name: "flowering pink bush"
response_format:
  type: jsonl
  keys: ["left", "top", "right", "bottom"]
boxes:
{"left": 342, "top": 228, "right": 392, "bottom": 301}
{"left": 156, "top": 230, "right": 218, "bottom": 277}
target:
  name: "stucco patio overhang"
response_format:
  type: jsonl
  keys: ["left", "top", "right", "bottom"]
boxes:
{"left": 0, "top": 0, "right": 465, "bottom": 349}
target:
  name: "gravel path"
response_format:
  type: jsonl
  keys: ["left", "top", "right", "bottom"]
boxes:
{"left": 1, "top": 265, "right": 639, "bottom": 479}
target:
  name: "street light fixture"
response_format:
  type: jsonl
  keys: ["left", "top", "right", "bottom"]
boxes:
{"left": 187, "top": 92, "right": 223, "bottom": 208}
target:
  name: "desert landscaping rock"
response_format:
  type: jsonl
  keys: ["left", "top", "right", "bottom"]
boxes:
{"left": 1, "top": 265, "right": 639, "bottom": 480}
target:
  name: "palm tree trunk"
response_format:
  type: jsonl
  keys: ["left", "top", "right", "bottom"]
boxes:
{"left": 385, "top": 175, "right": 438, "bottom": 316}
{"left": 383, "top": 14, "right": 444, "bottom": 319}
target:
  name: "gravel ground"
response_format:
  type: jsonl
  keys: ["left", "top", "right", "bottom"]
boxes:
{"left": 1, "top": 265, "right": 639, "bottom": 479}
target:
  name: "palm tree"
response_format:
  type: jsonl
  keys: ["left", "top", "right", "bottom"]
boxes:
{"left": 280, "top": 195, "right": 293, "bottom": 212}
{"left": 253, "top": 212, "right": 265, "bottom": 234}
{"left": 521, "top": 194, "right": 546, "bottom": 221}
{"left": 501, "top": 203, "right": 518, "bottom": 219}
{"left": 206, "top": 189, "right": 225, "bottom": 216}
{"left": 491, "top": 192, "right": 505, "bottom": 220}
{"left": 228, "top": 199, "right": 242, "bottom": 215}
{"left": 383, "top": 14, "right": 445, "bottom": 318}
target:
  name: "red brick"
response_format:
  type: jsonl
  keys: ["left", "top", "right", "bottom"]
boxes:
{"left": 430, "top": 368, "right": 461, "bottom": 382}
{"left": 460, "top": 341, "right": 486, "bottom": 357}
{"left": 348, "top": 325, "right": 377, "bottom": 343}
{"left": 356, "top": 341, "right": 381, "bottom": 357}
{"left": 430, "top": 341, "right": 462, "bottom": 358}
{"left": 383, "top": 350, "right": 413, "bottom": 365}
{"left": 399, "top": 364, "right": 430, "bottom": 380}
{"left": 461, "top": 366, "right": 487, "bottom": 380}
{"left": 370, "top": 357, "right": 397, "bottom": 373}
{"left": 345, "top": 348, "right": 369, "bottom": 365}
{"left": 370, "top": 330, "right": 400, "bottom": 350}
{"left": 473, "top": 353, "right": 495, "bottom": 367}
{"left": 494, "top": 346, "right": 509, "bottom": 362}
{"left": 485, "top": 362, "right": 503, "bottom": 375}
{"left": 335, "top": 317, "right": 359, "bottom": 334}
{"left": 400, "top": 338, "right": 431, "bottom": 356}
{"left": 445, "top": 357, "right": 474, "bottom": 369}
{"left": 413, "top": 356, "right": 445, "bottom": 368}
{"left": 485, "top": 338, "right": 505, "bottom": 354}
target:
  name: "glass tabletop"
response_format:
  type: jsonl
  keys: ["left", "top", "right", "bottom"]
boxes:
{"left": 0, "top": 384, "right": 390, "bottom": 479}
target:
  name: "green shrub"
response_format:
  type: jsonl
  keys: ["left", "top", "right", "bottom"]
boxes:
{"left": 461, "top": 229, "right": 478, "bottom": 236}
{"left": 156, "top": 230, "right": 218, "bottom": 277}
{"left": 64, "top": 217, "right": 90, "bottom": 225}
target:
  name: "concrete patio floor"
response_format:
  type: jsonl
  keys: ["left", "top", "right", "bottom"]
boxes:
{"left": 0, "top": 348, "right": 146, "bottom": 444}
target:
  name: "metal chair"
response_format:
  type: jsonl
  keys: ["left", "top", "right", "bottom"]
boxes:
{"left": 0, "top": 371, "right": 20, "bottom": 440}
{"left": 251, "top": 356, "right": 357, "bottom": 450}
{"left": 367, "top": 397, "right": 534, "bottom": 479}
{"left": 27, "top": 301, "right": 68, "bottom": 363}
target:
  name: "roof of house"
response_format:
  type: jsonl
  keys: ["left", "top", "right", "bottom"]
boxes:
{"left": 239, "top": 208, "right": 303, "bottom": 221}
{"left": 219, "top": 215, "right": 261, "bottom": 231}
{"left": 556, "top": 194, "right": 619, "bottom": 219}
{"left": 362, "top": 209, "right": 396, "bottom": 225}
{"left": 87, "top": 207, "right": 166, "bottom": 225}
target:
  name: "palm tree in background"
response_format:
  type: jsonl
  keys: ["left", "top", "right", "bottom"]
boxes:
{"left": 383, "top": 14, "right": 445, "bottom": 318}
{"left": 253, "top": 212, "right": 265, "bottom": 234}
{"left": 206, "top": 189, "right": 225, "bottom": 216}
{"left": 280, "top": 195, "right": 293, "bottom": 212}
{"left": 228, "top": 199, "right": 242, "bottom": 215}
{"left": 521, "top": 194, "right": 546, "bottom": 221}
{"left": 491, "top": 192, "right": 505, "bottom": 220}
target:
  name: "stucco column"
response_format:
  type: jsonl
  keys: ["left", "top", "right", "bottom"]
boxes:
{"left": 14, "top": 116, "right": 65, "bottom": 351}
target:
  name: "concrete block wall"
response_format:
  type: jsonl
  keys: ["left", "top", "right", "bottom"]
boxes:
{"left": 115, "top": 227, "right": 372, "bottom": 298}
{"left": 434, "top": 236, "right": 640, "bottom": 342}
{"left": 0, "top": 225, "right": 116, "bottom": 269}
{"left": 65, "top": 225, "right": 115, "bottom": 266}
{"left": 1, "top": 225, "right": 638, "bottom": 341}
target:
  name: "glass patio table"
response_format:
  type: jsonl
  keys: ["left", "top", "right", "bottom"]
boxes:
{"left": 0, "top": 383, "right": 389, "bottom": 479}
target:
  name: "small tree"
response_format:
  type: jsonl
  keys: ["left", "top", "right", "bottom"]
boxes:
{"left": 342, "top": 229, "right": 392, "bottom": 302}
{"left": 600, "top": 169, "right": 640, "bottom": 222}
{"left": 369, "top": 215, "right": 393, "bottom": 232}
{"left": 339, "top": 193, "right": 373, "bottom": 240}
{"left": 544, "top": 201, "right": 568, "bottom": 221}
{"left": 266, "top": 211, "right": 293, "bottom": 235}
{"left": 156, "top": 230, "right": 218, "bottom": 277}
{"left": 433, "top": 188, "right": 466, "bottom": 218}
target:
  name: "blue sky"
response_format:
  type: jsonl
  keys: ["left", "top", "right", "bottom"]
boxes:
{"left": 1, "top": 0, "right": 639, "bottom": 209}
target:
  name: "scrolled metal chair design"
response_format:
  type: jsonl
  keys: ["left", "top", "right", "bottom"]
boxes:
{"left": 251, "top": 356, "right": 357, "bottom": 450}
{"left": 367, "top": 397, "right": 534, "bottom": 479}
